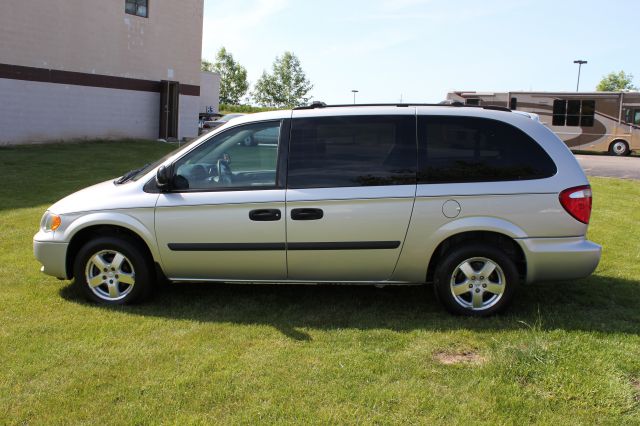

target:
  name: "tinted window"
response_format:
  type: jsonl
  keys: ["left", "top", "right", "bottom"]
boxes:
{"left": 566, "top": 100, "right": 581, "bottom": 126}
{"left": 418, "top": 116, "right": 556, "bottom": 183}
{"left": 510, "top": 97, "right": 517, "bottom": 110}
{"left": 288, "top": 116, "right": 416, "bottom": 188}
{"left": 552, "top": 99, "right": 595, "bottom": 127}
{"left": 580, "top": 100, "right": 595, "bottom": 127}
{"left": 552, "top": 100, "right": 566, "bottom": 126}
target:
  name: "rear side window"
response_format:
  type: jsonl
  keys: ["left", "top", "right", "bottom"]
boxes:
{"left": 418, "top": 116, "right": 556, "bottom": 183}
{"left": 288, "top": 115, "right": 416, "bottom": 188}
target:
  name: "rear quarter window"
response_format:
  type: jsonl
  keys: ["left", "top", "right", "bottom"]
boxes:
{"left": 418, "top": 116, "right": 556, "bottom": 183}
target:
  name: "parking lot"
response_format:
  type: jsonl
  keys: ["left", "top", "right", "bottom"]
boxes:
{"left": 576, "top": 154, "right": 640, "bottom": 180}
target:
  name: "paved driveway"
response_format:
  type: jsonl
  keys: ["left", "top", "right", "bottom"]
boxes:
{"left": 575, "top": 154, "right": 640, "bottom": 180}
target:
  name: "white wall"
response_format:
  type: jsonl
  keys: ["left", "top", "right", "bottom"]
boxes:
{"left": 200, "top": 71, "right": 220, "bottom": 114}
{"left": 0, "top": 78, "right": 159, "bottom": 144}
{"left": 179, "top": 95, "right": 200, "bottom": 140}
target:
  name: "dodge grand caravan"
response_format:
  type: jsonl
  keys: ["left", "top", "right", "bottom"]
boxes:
{"left": 34, "top": 104, "right": 601, "bottom": 316}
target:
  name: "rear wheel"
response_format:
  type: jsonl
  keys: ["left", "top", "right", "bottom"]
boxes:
{"left": 609, "top": 140, "right": 630, "bottom": 156}
{"left": 73, "top": 236, "right": 153, "bottom": 305}
{"left": 434, "top": 244, "right": 519, "bottom": 316}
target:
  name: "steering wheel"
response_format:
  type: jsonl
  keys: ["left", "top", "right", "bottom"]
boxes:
{"left": 216, "top": 154, "right": 233, "bottom": 185}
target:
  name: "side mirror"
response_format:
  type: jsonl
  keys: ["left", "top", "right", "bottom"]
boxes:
{"left": 156, "top": 165, "right": 172, "bottom": 189}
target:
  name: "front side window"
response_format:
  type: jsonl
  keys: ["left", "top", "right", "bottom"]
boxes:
{"left": 418, "top": 116, "right": 556, "bottom": 183}
{"left": 288, "top": 115, "right": 416, "bottom": 189}
{"left": 172, "top": 121, "right": 281, "bottom": 191}
{"left": 126, "top": 0, "right": 148, "bottom": 18}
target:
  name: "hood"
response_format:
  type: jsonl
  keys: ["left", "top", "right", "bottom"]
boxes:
{"left": 48, "top": 179, "right": 158, "bottom": 215}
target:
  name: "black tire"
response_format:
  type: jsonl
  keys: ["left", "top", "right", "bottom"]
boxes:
{"left": 609, "top": 140, "right": 630, "bottom": 156}
{"left": 433, "top": 243, "right": 519, "bottom": 317}
{"left": 73, "top": 236, "right": 153, "bottom": 305}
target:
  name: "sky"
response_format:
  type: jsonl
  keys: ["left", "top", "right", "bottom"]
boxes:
{"left": 202, "top": 0, "right": 640, "bottom": 105}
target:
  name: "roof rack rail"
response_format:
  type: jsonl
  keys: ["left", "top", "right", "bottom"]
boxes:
{"left": 482, "top": 105, "right": 511, "bottom": 112}
{"left": 294, "top": 101, "right": 327, "bottom": 110}
{"left": 292, "top": 102, "right": 511, "bottom": 112}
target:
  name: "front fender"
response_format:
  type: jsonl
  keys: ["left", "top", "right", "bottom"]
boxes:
{"left": 61, "top": 209, "right": 160, "bottom": 263}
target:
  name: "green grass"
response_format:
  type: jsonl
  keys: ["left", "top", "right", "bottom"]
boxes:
{"left": 1, "top": 140, "right": 640, "bottom": 424}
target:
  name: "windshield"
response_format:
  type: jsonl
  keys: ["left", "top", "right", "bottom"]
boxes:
{"left": 128, "top": 139, "right": 201, "bottom": 182}
{"left": 121, "top": 119, "right": 246, "bottom": 183}
{"left": 219, "top": 114, "right": 244, "bottom": 122}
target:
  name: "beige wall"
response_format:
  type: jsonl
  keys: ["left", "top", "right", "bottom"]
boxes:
{"left": 0, "top": 0, "right": 203, "bottom": 85}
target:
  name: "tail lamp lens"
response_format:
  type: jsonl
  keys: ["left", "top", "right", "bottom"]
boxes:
{"left": 559, "top": 185, "right": 592, "bottom": 224}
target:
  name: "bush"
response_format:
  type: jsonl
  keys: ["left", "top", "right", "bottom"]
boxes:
{"left": 219, "top": 104, "right": 283, "bottom": 114}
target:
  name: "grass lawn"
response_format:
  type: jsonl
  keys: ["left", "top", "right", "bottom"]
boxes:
{"left": 1, "top": 140, "right": 640, "bottom": 424}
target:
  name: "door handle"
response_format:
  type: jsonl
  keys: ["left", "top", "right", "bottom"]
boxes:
{"left": 249, "top": 209, "right": 281, "bottom": 221}
{"left": 291, "top": 208, "right": 324, "bottom": 220}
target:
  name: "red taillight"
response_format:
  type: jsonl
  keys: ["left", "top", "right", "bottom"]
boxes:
{"left": 559, "top": 185, "right": 592, "bottom": 224}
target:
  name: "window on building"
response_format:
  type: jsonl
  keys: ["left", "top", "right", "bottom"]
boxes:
{"left": 510, "top": 97, "right": 517, "bottom": 110}
{"left": 126, "top": 0, "right": 148, "bottom": 18}
{"left": 552, "top": 99, "right": 595, "bottom": 127}
{"left": 288, "top": 116, "right": 416, "bottom": 188}
{"left": 418, "top": 116, "right": 557, "bottom": 183}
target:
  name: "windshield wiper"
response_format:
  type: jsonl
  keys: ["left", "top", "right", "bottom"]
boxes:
{"left": 114, "top": 163, "right": 150, "bottom": 184}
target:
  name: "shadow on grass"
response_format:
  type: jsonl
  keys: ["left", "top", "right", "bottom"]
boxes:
{"left": 60, "top": 273, "right": 640, "bottom": 340}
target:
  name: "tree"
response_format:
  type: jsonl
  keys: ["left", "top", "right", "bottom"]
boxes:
{"left": 201, "top": 59, "right": 214, "bottom": 72}
{"left": 210, "top": 47, "right": 249, "bottom": 105}
{"left": 253, "top": 52, "right": 313, "bottom": 108}
{"left": 596, "top": 70, "right": 637, "bottom": 92}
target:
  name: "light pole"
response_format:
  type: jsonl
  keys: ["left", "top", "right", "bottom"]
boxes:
{"left": 573, "top": 60, "right": 587, "bottom": 91}
{"left": 351, "top": 89, "right": 359, "bottom": 104}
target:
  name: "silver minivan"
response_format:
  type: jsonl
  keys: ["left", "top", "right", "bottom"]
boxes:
{"left": 34, "top": 104, "right": 601, "bottom": 316}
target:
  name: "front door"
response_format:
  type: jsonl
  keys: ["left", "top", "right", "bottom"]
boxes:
{"left": 285, "top": 113, "right": 417, "bottom": 281}
{"left": 155, "top": 119, "right": 288, "bottom": 280}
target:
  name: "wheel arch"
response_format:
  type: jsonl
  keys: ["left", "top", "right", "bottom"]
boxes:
{"left": 425, "top": 230, "right": 527, "bottom": 284}
{"left": 609, "top": 138, "right": 630, "bottom": 155}
{"left": 64, "top": 214, "right": 160, "bottom": 279}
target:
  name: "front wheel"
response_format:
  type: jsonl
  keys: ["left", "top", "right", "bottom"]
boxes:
{"left": 609, "top": 140, "right": 630, "bottom": 156}
{"left": 433, "top": 244, "right": 519, "bottom": 316}
{"left": 73, "top": 236, "right": 153, "bottom": 305}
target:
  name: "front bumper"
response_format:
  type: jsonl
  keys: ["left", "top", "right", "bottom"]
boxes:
{"left": 517, "top": 237, "right": 601, "bottom": 284}
{"left": 33, "top": 239, "right": 69, "bottom": 279}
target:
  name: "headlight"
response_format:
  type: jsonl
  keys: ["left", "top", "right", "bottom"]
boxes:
{"left": 40, "top": 211, "right": 61, "bottom": 232}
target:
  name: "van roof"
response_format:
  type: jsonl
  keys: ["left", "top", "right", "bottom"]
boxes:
{"left": 294, "top": 102, "right": 511, "bottom": 112}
